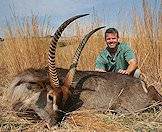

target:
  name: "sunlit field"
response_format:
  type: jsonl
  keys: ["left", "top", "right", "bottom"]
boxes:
{"left": 0, "top": 1, "right": 162, "bottom": 131}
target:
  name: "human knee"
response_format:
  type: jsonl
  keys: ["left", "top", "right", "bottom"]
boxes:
{"left": 133, "top": 69, "right": 141, "bottom": 78}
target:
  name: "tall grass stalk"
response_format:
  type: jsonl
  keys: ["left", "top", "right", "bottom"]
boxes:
{"left": 131, "top": 0, "right": 162, "bottom": 83}
{"left": 2, "top": 14, "right": 52, "bottom": 76}
{"left": 1, "top": 13, "right": 104, "bottom": 79}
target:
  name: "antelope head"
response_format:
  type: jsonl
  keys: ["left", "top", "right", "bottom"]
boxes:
{"left": 46, "top": 14, "right": 105, "bottom": 127}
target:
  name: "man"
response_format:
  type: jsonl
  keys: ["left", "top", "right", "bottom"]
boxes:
{"left": 95, "top": 28, "right": 140, "bottom": 78}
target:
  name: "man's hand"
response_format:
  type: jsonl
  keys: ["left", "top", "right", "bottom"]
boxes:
{"left": 118, "top": 69, "right": 129, "bottom": 75}
{"left": 118, "top": 59, "right": 138, "bottom": 75}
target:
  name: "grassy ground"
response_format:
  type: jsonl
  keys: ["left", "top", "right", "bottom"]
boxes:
{"left": 1, "top": 94, "right": 162, "bottom": 131}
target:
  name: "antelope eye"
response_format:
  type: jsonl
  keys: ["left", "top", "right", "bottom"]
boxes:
{"left": 48, "top": 95, "right": 53, "bottom": 101}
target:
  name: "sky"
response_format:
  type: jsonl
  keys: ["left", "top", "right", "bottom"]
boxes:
{"left": 0, "top": 0, "right": 160, "bottom": 37}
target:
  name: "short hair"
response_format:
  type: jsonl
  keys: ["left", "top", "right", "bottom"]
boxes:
{"left": 105, "top": 28, "right": 119, "bottom": 39}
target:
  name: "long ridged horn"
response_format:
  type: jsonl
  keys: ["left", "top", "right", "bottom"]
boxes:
{"left": 63, "top": 26, "right": 106, "bottom": 88}
{"left": 48, "top": 14, "right": 89, "bottom": 89}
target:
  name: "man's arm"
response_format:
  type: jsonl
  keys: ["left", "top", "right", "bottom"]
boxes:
{"left": 118, "top": 58, "right": 138, "bottom": 75}
{"left": 118, "top": 44, "right": 138, "bottom": 75}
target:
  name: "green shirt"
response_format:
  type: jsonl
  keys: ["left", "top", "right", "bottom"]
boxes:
{"left": 95, "top": 43, "right": 136, "bottom": 72}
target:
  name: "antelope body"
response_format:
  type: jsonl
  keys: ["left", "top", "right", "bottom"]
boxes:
{"left": 7, "top": 14, "right": 162, "bottom": 127}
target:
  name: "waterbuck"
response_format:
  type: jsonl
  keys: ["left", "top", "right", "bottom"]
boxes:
{"left": 7, "top": 14, "right": 162, "bottom": 128}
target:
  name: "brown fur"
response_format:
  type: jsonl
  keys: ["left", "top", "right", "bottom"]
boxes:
{"left": 8, "top": 67, "right": 162, "bottom": 124}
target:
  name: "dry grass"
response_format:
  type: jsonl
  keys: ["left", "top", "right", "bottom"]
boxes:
{"left": 131, "top": 0, "right": 162, "bottom": 84}
{"left": 0, "top": 0, "right": 162, "bottom": 131}
{"left": 1, "top": 14, "right": 104, "bottom": 80}
{"left": 1, "top": 101, "right": 162, "bottom": 131}
{"left": 1, "top": 14, "right": 51, "bottom": 76}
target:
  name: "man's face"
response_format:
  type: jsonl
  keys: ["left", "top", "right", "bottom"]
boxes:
{"left": 105, "top": 33, "right": 119, "bottom": 49}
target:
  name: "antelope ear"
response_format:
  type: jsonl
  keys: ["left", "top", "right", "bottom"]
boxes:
{"left": 35, "top": 90, "right": 48, "bottom": 108}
